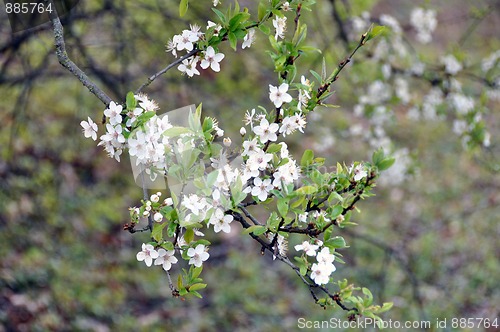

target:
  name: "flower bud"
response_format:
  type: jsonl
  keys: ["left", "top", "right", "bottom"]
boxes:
{"left": 154, "top": 212, "right": 163, "bottom": 222}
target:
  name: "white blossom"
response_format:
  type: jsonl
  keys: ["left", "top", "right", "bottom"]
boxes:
{"left": 269, "top": 83, "right": 293, "bottom": 108}
{"left": 442, "top": 54, "right": 462, "bottom": 75}
{"left": 200, "top": 46, "right": 225, "bottom": 72}
{"left": 273, "top": 16, "right": 287, "bottom": 39}
{"left": 253, "top": 118, "right": 279, "bottom": 143}
{"left": 251, "top": 177, "right": 273, "bottom": 201}
{"left": 154, "top": 249, "right": 178, "bottom": 271}
{"left": 104, "top": 101, "right": 123, "bottom": 125}
{"left": 310, "top": 262, "right": 335, "bottom": 285}
{"left": 80, "top": 117, "right": 98, "bottom": 141}
{"left": 242, "top": 29, "right": 256, "bottom": 49}
{"left": 294, "top": 241, "right": 319, "bottom": 256}
{"left": 178, "top": 56, "right": 200, "bottom": 77}
{"left": 209, "top": 208, "right": 233, "bottom": 233}
{"left": 410, "top": 7, "right": 437, "bottom": 44}
{"left": 187, "top": 244, "right": 210, "bottom": 267}
{"left": 136, "top": 243, "right": 159, "bottom": 267}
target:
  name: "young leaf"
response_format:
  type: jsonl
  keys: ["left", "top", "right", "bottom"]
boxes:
{"left": 126, "top": 91, "right": 136, "bottom": 110}
{"left": 300, "top": 149, "right": 314, "bottom": 167}
{"left": 179, "top": 0, "right": 189, "bottom": 17}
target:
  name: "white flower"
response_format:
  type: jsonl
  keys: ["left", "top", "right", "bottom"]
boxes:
{"left": 182, "top": 194, "right": 207, "bottom": 216}
{"left": 282, "top": 1, "right": 291, "bottom": 11}
{"left": 269, "top": 83, "right": 293, "bottom": 108}
{"left": 242, "top": 28, "right": 256, "bottom": 49}
{"left": 178, "top": 56, "right": 200, "bottom": 77}
{"left": 243, "top": 108, "right": 256, "bottom": 126}
{"left": 213, "top": 0, "right": 220, "bottom": 6}
{"left": 298, "top": 212, "right": 308, "bottom": 223}
{"left": 153, "top": 212, "right": 163, "bottom": 222}
{"left": 310, "top": 262, "right": 335, "bottom": 285}
{"left": 247, "top": 149, "right": 273, "bottom": 171}
{"left": 209, "top": 208, "right": 233, "bottom": 233}
{"left": 298, "top": 75, "right": 311, "bottom": 110}
{"left": 166, "top": 39, "right": 177, "bottom": 57}
{"left": 80, "top": 117, "right": 98, "bottom": 141}
{"left": 223, "top": 137, "right": 231, "bottom": 147}
{"left": 253, "top": 118, "right": 279, "bottom": 143}
{"left": 104, "top": 101, "right": 123, "bottom": 125}
{"left": 139, "top": 97, "right": 159, "bottom": 112}
{"left": 410, "top": 8, "right": 437, "bottom": 44}
{"left": 349, "top": 164, "right": 367, "bottom": 181}
{"left": 136, "top": 243, "right": 159, "bottom": 267}
{"left": 442, "top": 54, "right": 462, "bottom": 75}
{"left": 251, "top": 177, "right": 273, "bottom": 201}
{"left": 294, "top": 241, "right": 319, "bottom": 256}
{"left": 154, "top": 249, "right": 178, "bottom": 271}
{"left": 200, "top": 46, "right": 225, "bottom": 72}
{"left": 316, "top": 247, "right": 335, "bottom": 265}
{"left": 240, "top": 127, "right": 247, "bottom": 136}
{"left": 481, "top": 50, "right": 500, "bottom": 72}
{"left": 207, "top": 21, "right": 222, "bottom": 36}
{"left": 175, "top": 30, "right": 199, "bottom": 51}
{"left": 273, "top": 16, "right": 287, "bottom": 39}
{"left": 150, "top": 194, "right": 160, "bottom": 203}
{"left": 187, "top": 244, "right": 210, "bottom": 267}
{"left": 164, "top": 197, "right": 173, "bottom": 206}
{"left": 241, "top": 138, "right": 259, "bottom": 156}
{"left": 100, "top": 124, "right": 126, "bottom": 144}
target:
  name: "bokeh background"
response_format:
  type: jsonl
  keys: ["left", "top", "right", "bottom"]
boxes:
{"left": 1, "top": 0, "right": 499, "bottom": 331}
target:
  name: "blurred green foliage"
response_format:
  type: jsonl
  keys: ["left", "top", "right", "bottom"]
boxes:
{"left": 0, "top": 0, "right": 498, "bottom": 330}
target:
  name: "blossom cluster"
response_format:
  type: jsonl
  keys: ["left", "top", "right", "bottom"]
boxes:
{"left": 295, "top": 240, "right": 337, "bottom": 285}
{"left": 336, "top": 6, "right": 497, "bottom": 187}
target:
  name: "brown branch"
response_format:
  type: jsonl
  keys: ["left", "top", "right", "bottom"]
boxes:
{"left": 135, "top": 48, "right": 200, "bottom": 94}
{"left": 48, "top": 1, "right": 113, "bottom": 106}
{"left": 231, "top": 209, "right": 358, "bottom": 314}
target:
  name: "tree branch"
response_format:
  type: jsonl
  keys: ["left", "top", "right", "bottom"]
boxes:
{"left": 48, "top": 1, "right": 113, "bottom": 106}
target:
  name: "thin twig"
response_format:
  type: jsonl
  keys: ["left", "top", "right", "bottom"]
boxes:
{"left": 48, "top": 1, "right": 113, "bottom": 106}
{"left": 135, "top": 48, "right": 199, "bottom": 94}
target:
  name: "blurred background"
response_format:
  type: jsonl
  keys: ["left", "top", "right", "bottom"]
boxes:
{"left": 0, "top": 0, "right": 499, "bottom": 330}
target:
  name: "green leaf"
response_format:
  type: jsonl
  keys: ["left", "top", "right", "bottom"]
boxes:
{"left": 229, "top": 12, "right": 251, "bottom": 31}
{"left": 295, "top": 185, "right": 317, "bottom": 195}
{"left": 242, "top": 225, "right": 267, "bottom": 236}
{"left": 126, "top": 91, "right": 136, "bottom": 110}
{"left": 152, "top": 222, "right": 167, "bottom": 242}
{"left": 362, "top": 287, "right": 373, "bottom": 306}
{"left": 179, "top": 0, "right": 189, "bottom": 17}
{"left": 266, "top": 143, "right": 282, "bottom": 154}
{"left": 167, "top": 221, "right": 177, "bottom": 237}
{"left": 329, "top": 205, "right": 343, "bottom": 219}
{"left": 191, "top": 266, "right": 203, "bottom": 279}
{"left": 277, "top": 198, "right": 289, "bottom": 218}
{"left": 190, "top": 290, "right": 203, "bottom": 298}
{"left": 324, "top": 236, "right": 347, "bottom": 249}
{"left": 372, "top": 147, "right": 384, "bottom": 165}
{"left": 228, "top": 31, "right": 238, "bottom": 50}
{"left": 366, "top": 24, "right": 386, "bottom": 41}
{"left": 259, "top": 24, "right": 270, "bottom": 35}
{"left": 184, "top": 228, "right": 195, "bottom": 243}
{"left": 378, "top": 157, "right": 395, "bottom": 171}
{"left": 177, "top": 275, "right": 183, "bottom": 289}
{"left": 300, "top": 149, "right": 314, "bottom": 167}
{"left": 163, "top": 126, "right": 191, "bottom": 137}
{"left": 377, "top": 302, "right": 394, "bottom": 313}
{"left": 212, "top": 8, "right": 227, "bottom": 25}
{"left": 258, "top": 0, "right": 268, "bottom": 21}
{"left": 189, "top": 283, "right": 207, "bottom": 291}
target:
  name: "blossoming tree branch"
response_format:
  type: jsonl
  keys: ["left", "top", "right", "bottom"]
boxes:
{"left": 52, "top": 0, "right": 397, "bottom": 323}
